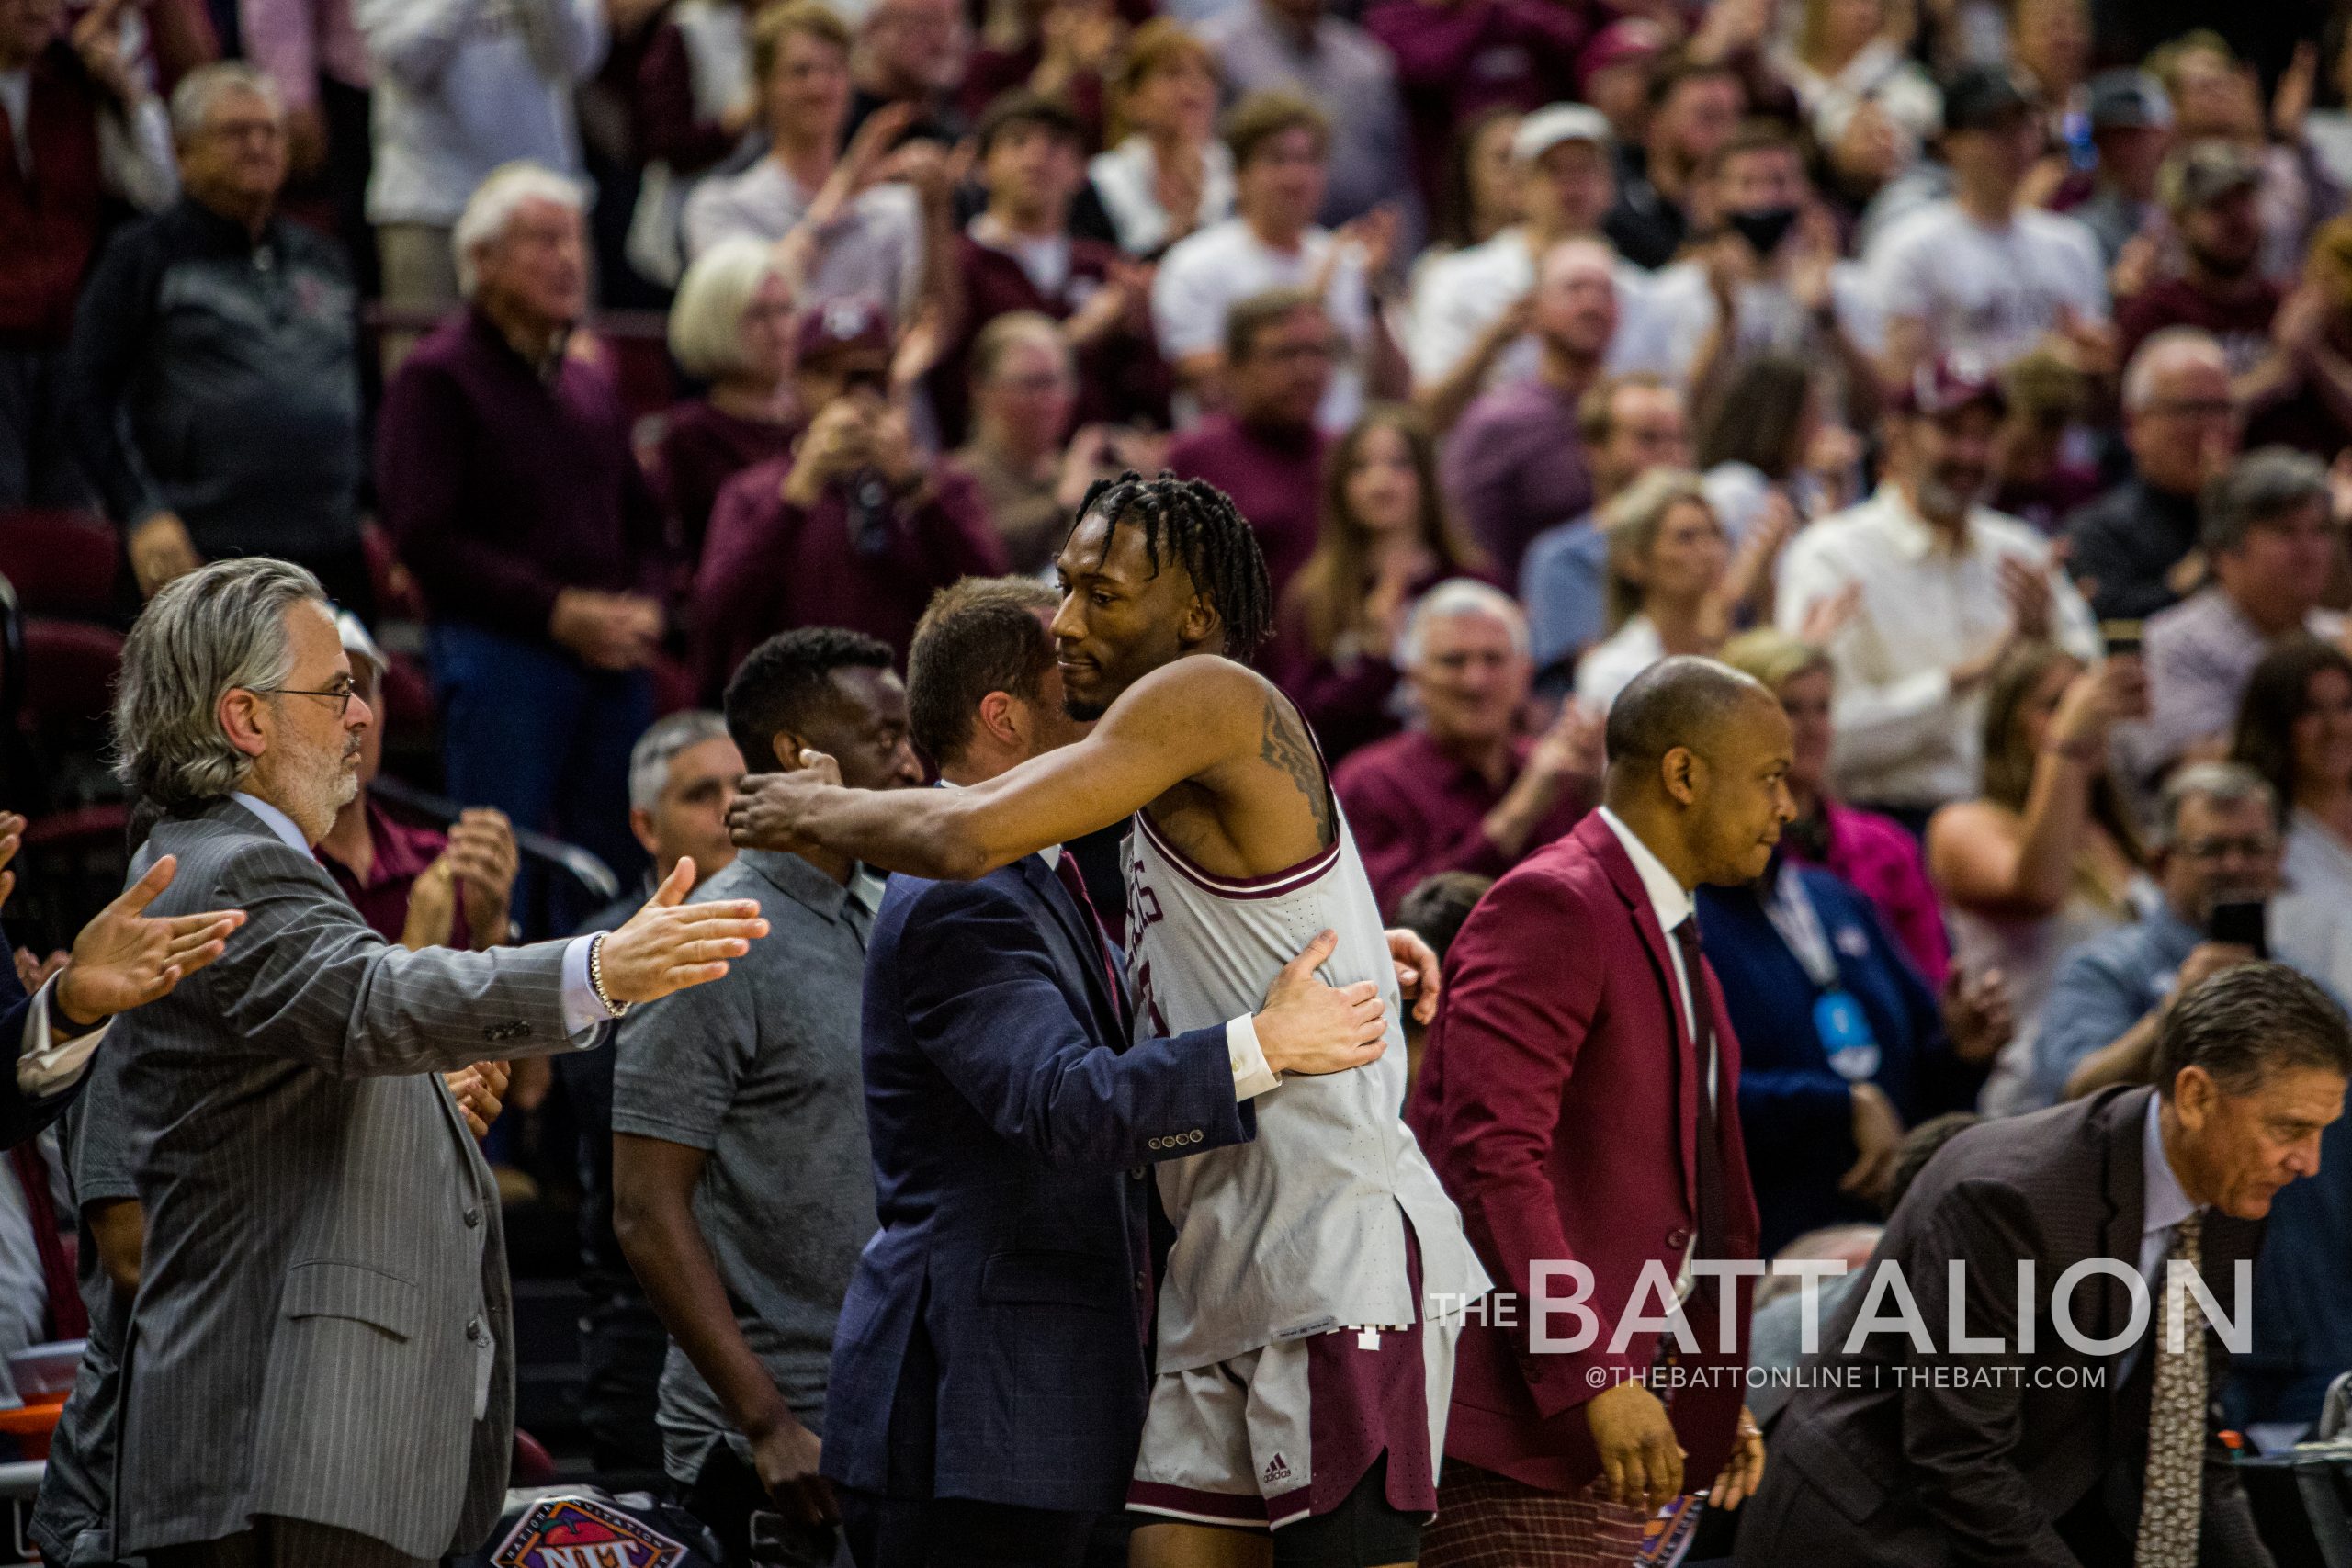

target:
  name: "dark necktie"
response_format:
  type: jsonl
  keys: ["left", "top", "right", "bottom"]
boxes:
{"left": 9, "top": 1142, "right": 85, "bottom": 1341}
{"left": 1668, "top": 919, "right": 1726, "bottom": 1264}
{"left": 1052, "top": 852, "right": 1125, "bottom": 1009}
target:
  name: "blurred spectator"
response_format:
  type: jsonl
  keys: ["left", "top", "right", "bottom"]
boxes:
{"left": 1927, "top": 641, "right": 2155, "bottom": 1115}
{"left": 614, "top": 629, "right": 917, "bottom": 1564}
{"left": 2235, "top": 637, "right": 2352, "bottom": 1006}
{"left": 1163, "top": 286, "right": 1335, "bottom": 599}
{"left": 558, "top": 709, "right": 745, "bottom": 1475}
{"left": 1409, "top": 104, "right": 1665, "bottom": 432}
{"left": 1423, "top": 103, "right": 1521, "bottom": 258}
{"left": 1088, "top": 19, "right": 1231, "bottom": 259}
{"left": 947, "top": 312, "right": 1081, "bottom": 573}
{"left": 317, "top": 614, "right": 518, "bottom": 951}
{"left": 1151, "top": 88, "right": 1396, "bottom": 433}
{"left": 1577, "top": 18, "right": 1664, "bottom": 146}
{"left": 1440, "top": 235, "right": 1616, "bottom": 583}
{"left": 2032, "top": 761, "right": 2292, "bottom": 1108}
{"left": 659, "top": 235, "right": 798, "bottom": 562}
{"left": 932, "top": 89, "right": 1166, "bottom": 446}
{"left": 624, "top": 0, "right": 761, "bottom": 288}
{"left": 67, "top": 63, "right": 367, "bottom": 607}
{"left": 240, "top": 0, "right": 372, "bottom": 282}
{"left": 1720, "top": 626, "right": 1951, "bottom": 985}
{"left": 1198, "top": 0, "right": 1417, "bottom": 236}
{"left": 842, "top": 0, "right": 969, "bottom": 147}
{"left": 2008, "top": 0, "right": 2088, "bottom": 124}
{"left": 695, "top": 295, "right": 1006, "bottom": 682}
{"left": 1694, "top": 354, "right": 1842, "bottom": 542}
{"left": 379, "top": 164, "right": 668, "bottom": 913}
{"left": 1867, "top": 65, "right": 2108, "bottom": 389}
{"left": 1645, "top": 123, "right": 1881, "bottom": 422}
{"left": 1983, "top": 346, "right": 2100, "bottom": 534}
{"left": 1777, "top": 0, "right": 1941, "bottom": 178}
{"left": 1518, "top": 372, "right": 1691, "bottom": 685}
{"left": 2066, "top": 70, "right": 2171, "bottom": 267}
{"left": 1332, "top": 579, "right": 1595, "bottom": 917}
{"left": 1269, "top": 404, "right": 1483, "bottom": 761}
{"left": 2064, "top": 328, "right": 2237, "bottom": 620}
{"left": 358, "top": 0, "right": 604, "bottom": 353}
{"left": 1602, "top": 55, "right": 1745, "bottom": 269}
{"left": 1391, "top": 865, "right": 1491, "bottom": 1085}
{"left": 1698, "top": 842, "right": 2003, "bottom": 1253}
{"left": 683, "top": 2, "right": 947, "bottom": 326}
{"left": 1360, "top": 0, "right": 1582, "bottom": 224}
{"left": 2309, "top": 18, "right": 2352, "bottom": 195}
{"left": 2132, "top": 447, "right": 2342, "bottom": 779}
{"left": 1777, "top": 359, "right": 2098, "bottom": 823}
{"left": 1575, "top": 468, "right": 1783, "bottom": 715}
{"left": 0, "top": 0, "right": 174, "bottom": 511}
{"left": 2147, "top": 28, "right": 2340, "bottom": 288}
{"left": 961, "top": 0, "right": 1123, "bottom": 149}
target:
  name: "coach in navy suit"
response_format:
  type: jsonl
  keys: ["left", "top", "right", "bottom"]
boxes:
{"left": 820, "top": 579, "right": 1396, "bottom": 1568}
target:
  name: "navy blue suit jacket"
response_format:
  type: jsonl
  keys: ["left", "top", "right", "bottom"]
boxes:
{"left": 0, "top": 921, "right": 77, "bottom": 1150}
{"left": 821, "top": 852, "right": 1250, "bottom": 1514}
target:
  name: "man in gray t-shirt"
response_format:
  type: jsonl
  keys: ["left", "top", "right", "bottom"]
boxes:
{"left": 614, "top": 628, "right": 923, "bottom": 1562}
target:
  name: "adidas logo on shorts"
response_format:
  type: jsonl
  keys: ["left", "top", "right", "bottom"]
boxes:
{"left": 1262, "top": 1453, "right": 1293, "bottom": 1485}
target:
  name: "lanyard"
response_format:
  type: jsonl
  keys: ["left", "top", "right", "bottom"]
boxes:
{"left": 1762, "top": 861, "right": 1841, "bottom": 990}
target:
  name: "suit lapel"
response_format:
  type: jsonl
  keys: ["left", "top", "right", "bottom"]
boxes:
{"left": 1577, "top": 817, "right": 1702, "bottom": 1218}
{"left": 1020, "top": 856, "right": 1128, "bottom": 1042}
{"left": 2100, "top": 1088, "right": 2152, "bottom": 1416}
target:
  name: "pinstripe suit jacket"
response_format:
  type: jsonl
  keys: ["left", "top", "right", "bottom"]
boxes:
{"left": 112, "top": 796, "right": 598, "bottom": 1560}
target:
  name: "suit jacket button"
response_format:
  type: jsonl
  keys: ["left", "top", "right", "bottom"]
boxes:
{"left": 463, "top": 1206, "right": 481, "bottom": 1228}
{"left": 1129, "top": 1166, "right": 1147, "bottom": 1180}
{"left": 466, "top": 1317, "right": 486, "bottom": 1345}
{"left": 1134, "top": 1272, "right": 1148, "bottom": 1291}
{"left": 1666, "top": 1227, "right": 1690, "bottom": 1249}
{"left": 1187, "top": 1129, "right": 1202, "bottom": 1143}
{"left": 1147, "top": 1137, "right": 1162, "bottom": 1150}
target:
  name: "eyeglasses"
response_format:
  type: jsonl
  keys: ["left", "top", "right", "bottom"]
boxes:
{"left": 257, "top": 675, "right": 359, "bottom": 717}
{"left": 2177, "top": 834, "right": 2278, "bottom": 861}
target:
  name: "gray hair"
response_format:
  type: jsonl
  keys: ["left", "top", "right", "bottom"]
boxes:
{"left": 452, "top": 161, "right": 587, "bottom": 300}
{"left": 2154, "top": 760, "right": 2278, "bottom": 847}
{"left": 667, "top": 236, "right": 786, "bottom": 381}
{"left": 112, "top": 558, "right": 328, "bottom": 808}
{"left": 2152, "top": 961, "right": 2352, "bottom": 1097}
{"left": 1399, "top": 578, "right": 1529, "bottom": 668}
{"left": 2202, "top": 446, "right": 2331, "bottom": 556}
{"left": 628, "top": 710, "right": 733, "bottom": 813}
{"left": 2121, "top": 325, "right": 2227, "bottom": 414}
{"left": 169, "top": 62, "right": 283, "bottom": 143}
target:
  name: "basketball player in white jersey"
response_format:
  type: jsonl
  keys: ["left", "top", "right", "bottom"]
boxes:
{"left": 729, "top": 474, "right": 1489, "bottom": 1566}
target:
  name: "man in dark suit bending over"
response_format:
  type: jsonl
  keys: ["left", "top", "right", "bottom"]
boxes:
{"left": 1740, "top": 961, "right": 2348, "bottom": 1568}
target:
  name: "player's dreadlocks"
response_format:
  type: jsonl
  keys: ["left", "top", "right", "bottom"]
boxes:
{"left": 1066, "top": 471, "right": 1274, "bottom": 657}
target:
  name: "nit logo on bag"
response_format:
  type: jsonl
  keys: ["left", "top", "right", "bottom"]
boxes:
{"left": 492, "top": 1495, "right": 688, "bottom": 1568}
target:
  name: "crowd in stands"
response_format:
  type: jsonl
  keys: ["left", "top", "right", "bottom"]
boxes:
{"left": 11, "top": 0, "right": 2352, "bottom": 1551}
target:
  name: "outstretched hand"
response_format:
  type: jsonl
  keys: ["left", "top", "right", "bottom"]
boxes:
{"left": 55, "top": 856, "right": 246, "bottom": 1027}
{"left": 1385, "top": 927, "right": 1442, "bottom": 1024}
{"left": 596, "top": 859, "right": 771, "bottom": 1005}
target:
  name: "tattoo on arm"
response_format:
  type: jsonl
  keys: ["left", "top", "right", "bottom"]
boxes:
{"left": 1260, "top": 696, "right": 1335, "bottom": 848}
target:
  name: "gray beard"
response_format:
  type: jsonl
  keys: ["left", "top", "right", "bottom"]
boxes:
{"left": 277, "top": 757, "right": 360, "bottom": 844}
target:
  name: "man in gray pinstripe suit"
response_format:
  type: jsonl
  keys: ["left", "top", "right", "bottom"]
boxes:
{"left": 95, "top": 558, "right": 772, "bottom": 1568}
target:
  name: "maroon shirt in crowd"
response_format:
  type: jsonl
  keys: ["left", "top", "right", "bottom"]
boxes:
{"left": 635, "top": 17, "right": 743, "bottom": 173}
{"left": 693, "top": 457, "right": 1008, "bottom": 691}
{"left": 1164, "top": 413, "right": 1325, "bottom": 601}
{"left": 654, "top": 398, "right": 797, "bottom": 561}
{"left": 379, "top": 311, "right": 671, "bottom": 642}
{"left": 931, "top": 231, "right": 1171, "bottom": 446}
{"left": 1363, "top": 0, "right": 1586, "bottom": 218}
{"left": 1, "top": 41, "right": 111, "bottom": 348}
{"left": 2119, "top": 276, "right": 2344, "bottom": 455}
{"left": 317, "top": 797, "right": 474, "bottom": 949}
{"left": 1441, "top": 377, "right": 1594, "bottom": 584}
{"left": 1266, "top": 556, "right": 1478, "bottom": 762}
{"left": 1333, "top": 728, "right": 1592, "bottom": 916}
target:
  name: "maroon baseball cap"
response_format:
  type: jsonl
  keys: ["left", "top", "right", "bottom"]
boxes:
{"left": 1578, "top": 18, "right": 1666, "bottom": 94}
{"left": 1897, "top": 354, "right": 2009, "bottom": 419}
{"left": 794, "top": 295, "right": 892, "bottom": 365}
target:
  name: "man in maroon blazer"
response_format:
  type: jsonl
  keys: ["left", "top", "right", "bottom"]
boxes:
{"left": 1408, "top": 656, "right": 1786, "bottom": 1563}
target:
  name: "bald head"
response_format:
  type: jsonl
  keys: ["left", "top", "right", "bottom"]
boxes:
{"left": 1602, "top": 656, "right": 1794, "bottom": 886}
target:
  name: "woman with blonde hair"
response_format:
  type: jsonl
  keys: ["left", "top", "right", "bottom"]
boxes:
{"left": 1926, "top": 640, "right": 2156, "bottom": 1114}
{"left": 1779, "top": 0, "right": 1941, "bottom": 195}
{"left": 1269, "top": 405, "right": 1484, "bottom": 760}
{"left": 656, "top": 235, "right": 798, "bottom": 558}
{"left": 1087, "top": 19, "right": 1234, "bottom": 257}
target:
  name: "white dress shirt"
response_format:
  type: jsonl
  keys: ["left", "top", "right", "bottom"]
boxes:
{"left": 1774, "top": 486, "right": 2101, "bottom": 809}
{"left": 2119, "top": 1091, "right": 2200, "bottom": 1386}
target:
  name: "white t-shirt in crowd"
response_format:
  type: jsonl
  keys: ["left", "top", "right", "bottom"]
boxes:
{"left": 1151, "top": 218, "right": 1373, "bottom": 432}
{"left": 1404, "top": 225, "right": 1668, "bottom": 390}
{"left": 1865, "top": 199, "right": 2107, "bottom": 370}
{"left": 1573, "top": 615, "right": 1666, "bottom": 716}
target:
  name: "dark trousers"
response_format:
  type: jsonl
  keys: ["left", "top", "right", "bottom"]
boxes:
{"left": 684, "top": 1444, "right": 846, "bottom": 1568}
{"left": 146, "top": 1517, "right": 434, "bottom": 1568}
{"left": 0, "top": 345, "right": 93, "bottom": 511}
{"left": 837, "top": 1490, "right": 1101, "bottom": 1568}
{"left": 429, "top": 622, "right": 653, "bottom": 936}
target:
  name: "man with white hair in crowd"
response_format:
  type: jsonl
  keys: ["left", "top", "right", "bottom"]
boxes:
{"left": 1333, "top": 580, "right": 1600, "bottom": 916}
{"left": 64, "top": 63, "right": 370, "bottom": 608}
{"left": 377, "top": 162, "right": 673, "bottom": 927}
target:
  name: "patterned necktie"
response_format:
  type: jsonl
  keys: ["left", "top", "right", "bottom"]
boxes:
{"left": 1667, "top": 919, "right": 1725, "bottom": 1262}
{"left": 2137, "top": 1210, "right": 2208, "bottom": 1568}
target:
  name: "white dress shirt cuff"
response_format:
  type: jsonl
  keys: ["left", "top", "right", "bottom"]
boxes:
{"left": 560, "top": 934, "right": 617, "bottom": 1043}
{"left": 1227, "top": 1014, "right": 1280, "bottom": 1101}
{"left": 19, "top": 976, "right": 107, "bottom": 1097}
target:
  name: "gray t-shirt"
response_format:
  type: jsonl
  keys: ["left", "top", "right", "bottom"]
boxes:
{"left": 611, "top": 848, "right": 877, "bottom": 1483}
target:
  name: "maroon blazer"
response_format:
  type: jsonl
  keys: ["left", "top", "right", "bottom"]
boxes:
{"left": 1406, "top": 811, "right": 1761, "bottom": 1495}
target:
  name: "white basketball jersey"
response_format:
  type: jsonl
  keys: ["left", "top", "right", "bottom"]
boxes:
{"left": 1125, "top": 795, "right": 1489, "bottom": 1374}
